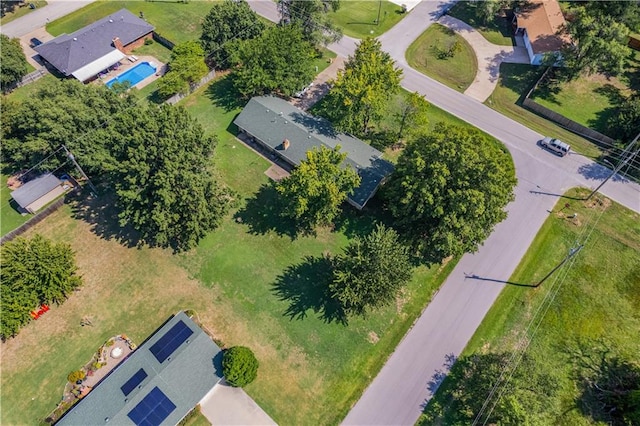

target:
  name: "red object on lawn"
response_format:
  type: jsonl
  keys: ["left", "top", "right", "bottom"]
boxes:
{"left": 31, "top": 311, "right": 40, "bottom": 319}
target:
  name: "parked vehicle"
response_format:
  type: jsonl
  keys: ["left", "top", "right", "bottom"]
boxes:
{"left": 30, "top": 38, "right": 43, "bottom": 47}
{"left": 294, "top": 83, "right": 313, "bottom": 98}
{"left": 539, "top": 137, "right": 570, "bottom": 157}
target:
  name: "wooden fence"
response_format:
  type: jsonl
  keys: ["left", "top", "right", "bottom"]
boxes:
{"left": 152, "top": 32, "right": 175, "bottom": 50}
{"left": 0, "top": 197, "right": 66, "bottom": 245}
{"left": 165, "top": 69, "right": 217, "bottom": 105}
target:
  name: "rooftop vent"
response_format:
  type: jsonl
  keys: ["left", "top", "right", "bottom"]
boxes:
{"left": 73, "top": 37, "right": 77, "bottom": 41}
{"left": 109, "top": 19, "right": 113, "bottom": 23}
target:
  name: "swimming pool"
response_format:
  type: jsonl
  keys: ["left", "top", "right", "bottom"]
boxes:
{"left": 106, "top": 62, "right": 156, "bottom": 88}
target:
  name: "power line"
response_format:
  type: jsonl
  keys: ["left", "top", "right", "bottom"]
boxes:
{"left": 472, "top": 189, "right": 611, "bottom": 425}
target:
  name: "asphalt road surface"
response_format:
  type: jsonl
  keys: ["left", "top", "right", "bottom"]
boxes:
{"left": 1, "top": 0, "right": 97, "bottom": 38}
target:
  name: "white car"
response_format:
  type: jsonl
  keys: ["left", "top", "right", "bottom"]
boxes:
{"left": 539, "top": 137, "right": 570, "bottom": 157}
{"left": 294, "top": 83, "right": 313, "bottom": 98}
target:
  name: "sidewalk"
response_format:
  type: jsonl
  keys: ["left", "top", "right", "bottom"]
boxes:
{"left": 438, "top": 15, "right": 530, "bottom": 102}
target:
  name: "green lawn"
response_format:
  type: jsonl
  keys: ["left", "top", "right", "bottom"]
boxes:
{"left": 421, "top": 187, "right": 640, "bottom": 424}
{"left": 486, "top": 63, "right": 602, "bottom": 158}
{"left": 406, "top": 24, "right": 477, "bottom": 92}
{"left": 328, "top": 1, "right": 406, "bottom": 39}
{"left": 131, "top": 40, "right": 173, "bottom": 64}
{"left": 1, "top": 173, "right": 30, "bottom": 236}
{"left": 47, "top": 0, "right": 217, "bottom": 44}
{"left": 3, "top": 74, "right": 58, "bottom": 104}
{"left": 0, "top": 75, "right": 458, "bottom": 426}
{"left": 0, "top": 0, "right": 47, "bottom": 25}
{"left": 529, "top": 51, "right": 640, "bottom": 137}
{"left": 446, "top": 1, "right": 513, "bottom": 46}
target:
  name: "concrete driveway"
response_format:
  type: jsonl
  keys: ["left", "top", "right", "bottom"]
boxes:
{"left": 199, "top": 381, "right": 277, "bottom": 426}
{"left": 18, "top": 28, "right": 55, "bottom": 68}
{"left": 438, "top": 15, "right": 530, "bottom": 102}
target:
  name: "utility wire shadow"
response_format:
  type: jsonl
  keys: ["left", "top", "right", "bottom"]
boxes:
{"left": 464, "top": 273, "right": 540, "bottom": 288}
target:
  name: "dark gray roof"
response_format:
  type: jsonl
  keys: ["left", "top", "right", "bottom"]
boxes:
{"left": 234, "top": 96, "right": 394, "bottom": 209}
{"left": 11, "top": 174, "right": 62, "bottom": 209}
{"left": 56, "top": 312, "right": 223, "bottom": 426}
{"left": 35, "top": 9, "right": 154, "bottom": 76}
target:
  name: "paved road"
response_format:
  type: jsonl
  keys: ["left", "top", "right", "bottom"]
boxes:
{"left": 1, "top": 0, "right": 97, "bottom": 38}
{"left": 248, "top": 1, "right": 639, "bottom": 425}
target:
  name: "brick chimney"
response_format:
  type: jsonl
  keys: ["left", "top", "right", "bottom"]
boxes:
{"left": 112, "top": 37, "right": 124, "bottom": 52}
{"left": 283, "top": 139, "right": 290, "bottom": 150}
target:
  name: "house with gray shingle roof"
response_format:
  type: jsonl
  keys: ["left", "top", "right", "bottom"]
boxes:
{"left": 55, "top": 311, "right": 223, "bottom": 426}
{"left": 35, "top": 9, "right": 154, "bottom": 82}
{"left": 234, "top": 96, "right": 395, "bottom": 210}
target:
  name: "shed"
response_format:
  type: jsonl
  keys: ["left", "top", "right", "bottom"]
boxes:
{"left": 11, "top": 174, "right": 66, "bottom": 214}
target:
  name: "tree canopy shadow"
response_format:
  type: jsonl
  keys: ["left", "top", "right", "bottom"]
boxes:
{"left": 234, "top": 183, "right": 298, "bottom": 239}
{"left": 271, "top": 255, "right": 347, "bottom": 325}
{"left": 205, "top": 74, "right": 245, "bottom": 112}
{"left": 67, "top": 189, "right": 142, "bottom": 249}
{"left": 577, "top": 162, "right": 628, "bottom": 183}
{"left": 569, "top": 339, "right": 640, "bottom": 426}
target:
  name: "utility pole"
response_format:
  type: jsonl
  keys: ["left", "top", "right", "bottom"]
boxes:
{"left": 585, "top": 133, "right": 639, "bottom": 201}
{"left": 61, "top": 145, "right": 98, "bottom": 196}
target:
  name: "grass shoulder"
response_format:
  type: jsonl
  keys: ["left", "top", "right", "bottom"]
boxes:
{"left": 422, "top": 187, "right": 640, "bottom": 424}
{"left": 405, "top": 24, "right": 477, "bottom": 93}
{"left": 328, "top": 1, "right": 406, "bottom": 39}
{"left": 486, "top": 63, "right": 602, "bottom": 158}
{"left": 0, "top": 0, "right": 47, "bottom": 25}
{"left": 446, "top": 2, "right": 513, "bottom": 46}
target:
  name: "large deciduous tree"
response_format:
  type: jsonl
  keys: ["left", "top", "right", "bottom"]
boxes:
{"left": 157, "top": 41, "right": 208, "bottom": 98}
{"left": 230, "top": 24, "right": 316, "bottom": 97}
{"left": 200, "top": 0, "right": 265, "bottom": 69}
{"left": 1, "top": 79, "right": 131, "bottom": 173}
{"left": 330, "top": 224, "right": 412, "bottom": 317}
{"left": 395, "top": 91, "right": 430, "bottom": 141}
{"left": 321, "top": 38, "right": 402, "bottom": 136}
{"left": 0, "top": 34, "right": 28, "bottom": 93}
{"left": 385, "top": 123, "right": 517, "bottom": 263}
{"left": 107, "top": 104, "right": 234, "bottom": 251}
{"left": 1, "top": 235, "right": 83, "bottom": 340}
{"left": 561, "top": 6, "right": 631, "bottom": 78}
{"left": 276, "top": 145, "right": 360, "bottom": 231}
{"left": 421, "top": 352, "right": 559, "bottom": 425}
{"left": 278, "top": 0, "right": 342, "bottom": 46}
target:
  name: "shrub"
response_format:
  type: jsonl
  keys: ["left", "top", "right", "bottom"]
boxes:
{"left": 67, "top": 370, "right": 86, "bottom": 383}
{"left": 144, "top": 38, "right": 154, "bottom": 46}
{"left": 222, "top": 346, "right": 258, "bottom": 387}
{"left": 106, "top": 339, "right": 115, "bottom": 347}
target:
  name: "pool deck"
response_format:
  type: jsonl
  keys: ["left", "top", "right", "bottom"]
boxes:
{"left": 94, "top": 55, "right": 166, "bottom": 91}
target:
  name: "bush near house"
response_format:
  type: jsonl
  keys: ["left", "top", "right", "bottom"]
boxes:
{"left": 222, "top": 346, "right": 259, "bottom": 387}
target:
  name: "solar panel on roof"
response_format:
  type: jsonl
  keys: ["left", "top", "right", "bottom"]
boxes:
{"left": 149, "top": 320, "right": 193, "bottom": 363}
{"left": 127, "top": 387, "right": 176, "bottom": 426}
{"left": 121, "top": 368, "right": 148, "bottom": 396}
